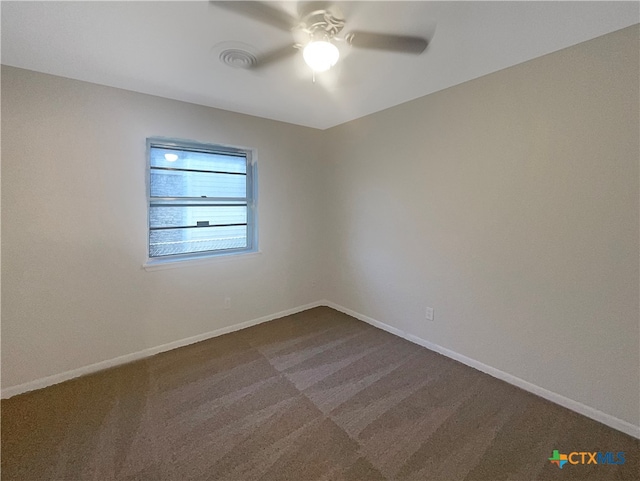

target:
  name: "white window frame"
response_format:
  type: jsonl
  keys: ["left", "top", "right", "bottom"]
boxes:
{"left": 144, "top": 137, "right": 257, "bottom": 269}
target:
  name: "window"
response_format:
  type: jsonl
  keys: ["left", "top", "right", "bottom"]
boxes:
{"left": 147, "top": 138, "right": 256, "bottom": 263}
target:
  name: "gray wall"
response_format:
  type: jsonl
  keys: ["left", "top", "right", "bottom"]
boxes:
{"left": 2, "top": 25, "right": 638, "bottom": 429}
{"left": 1, "top": 66, "right": 328, "bottom": 388}
{"left": 324, "top": 25, "right": 639, "bottom": 426}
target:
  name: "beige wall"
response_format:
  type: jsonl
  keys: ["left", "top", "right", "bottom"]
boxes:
{"left": 2, "top": 25, "right": 638, "bottom": 429}
{"left": 324, "top": 25, "right": 639, "bottom": 426}
{"left": 1, "top": 66, "right": 327, "bottom": 388}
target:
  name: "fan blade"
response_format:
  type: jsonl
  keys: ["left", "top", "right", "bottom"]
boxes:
{"left": 213, "top": 1, "right": 298, "bottom": 32}
{"left": 347, "top": 31, "right": 428, "bottom": 54}
{"left": 253, "top": 44, "right": 298, "bottom": 69}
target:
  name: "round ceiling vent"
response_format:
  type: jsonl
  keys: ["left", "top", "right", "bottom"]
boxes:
{"left": 219, "top": 48, "right": 258, "bottom": 69}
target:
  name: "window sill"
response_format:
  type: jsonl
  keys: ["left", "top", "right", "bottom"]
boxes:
{"left": 143, "top": 250, "right": 261, "bottom": 272}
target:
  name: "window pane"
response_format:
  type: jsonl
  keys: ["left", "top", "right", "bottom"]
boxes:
{"left": 149, "top": 225, "right": 247, "bottom": 257}
{"left": 150, "top": 169, "right": 246, "bottom": 198}
{"left": 147, "top": 138, "right": 255, "bottom": 260}
{"left": 149, "top": 205, "right": 246, "bottom": 229}
{"left": 150, "top": 147, "right": 246, "bottom": 174}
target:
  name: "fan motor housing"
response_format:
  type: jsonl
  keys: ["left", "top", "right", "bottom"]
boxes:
{"left": 300, "top": 9, "right": 345, "bottom": 39}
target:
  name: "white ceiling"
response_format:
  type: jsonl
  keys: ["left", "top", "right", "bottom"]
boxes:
{"left": 2, "top": 1, "right": 638, "bottom": 130}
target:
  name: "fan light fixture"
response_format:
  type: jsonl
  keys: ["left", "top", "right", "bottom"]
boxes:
{"left": 164, "top": 153, "right": 178, "bottom": 162}
{"left": 213, "top": 3, "right": 429, "bottom": 78}
{"left": 303, "top": 40, "right": 339, "bottom": 72}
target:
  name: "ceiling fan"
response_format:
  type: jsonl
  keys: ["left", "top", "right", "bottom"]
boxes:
{"left": 213, "top": 1, "right": 430, "bottom": 73}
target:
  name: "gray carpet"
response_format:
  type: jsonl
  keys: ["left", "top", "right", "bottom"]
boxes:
{"left": 2, "top": 307, "right": 638, "bottom": 480}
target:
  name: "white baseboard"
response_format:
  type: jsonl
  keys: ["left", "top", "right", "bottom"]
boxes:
{"left": 4, "top": 299, "right": 639, "bottom": 440}
{"left": 0, "top": 300, "right": 325, "bottom": 399}
{"left": 322, "top": 300, "right": 640, "bottom": 440}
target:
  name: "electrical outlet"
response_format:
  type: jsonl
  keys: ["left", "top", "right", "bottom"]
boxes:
{"left": 224, "top": 297, "right": 231, "bottom": 309}
{"left": 425, "top": 307, "right": 434, "bottom": 321}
